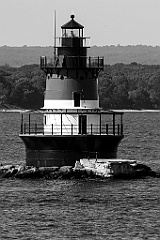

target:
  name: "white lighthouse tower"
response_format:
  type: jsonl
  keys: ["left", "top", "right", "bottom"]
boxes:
{"left": 41, "top": 14, "right": 103, "bottom": 135}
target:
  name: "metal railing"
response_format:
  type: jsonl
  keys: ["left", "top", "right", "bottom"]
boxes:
{"left": 21, "top": 123, "right": 123, "bottom": 136}
{"left": 56, "top": 37, "right": 91, "bottom": 48}
{"left": 40, "top": 55, "right": 104, "bottom": 69}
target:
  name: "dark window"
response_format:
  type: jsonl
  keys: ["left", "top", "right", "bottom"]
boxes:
{"left": 74, "top": 92, "right": 80, "bottom": 107}
{"left": 79, "top": 115, "right": 87, "bottom": 134}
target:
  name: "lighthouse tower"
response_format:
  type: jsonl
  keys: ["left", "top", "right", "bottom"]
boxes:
{"left": 20, "top": 15, "right": 124, "bottom": 167}
{"left": 43, "top": 14, "right": 100, "bottom": 110}
{"left": 41, "top": 14, "right": 103, "bottom": 135}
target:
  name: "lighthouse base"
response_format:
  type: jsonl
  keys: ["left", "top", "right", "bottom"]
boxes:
{"left": 20, "top": 135, "right": 123, "bottom": 167}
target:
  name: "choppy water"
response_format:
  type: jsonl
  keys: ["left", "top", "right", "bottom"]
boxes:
{"left": 0, "top": 111, "right": 160, "bottom": 239}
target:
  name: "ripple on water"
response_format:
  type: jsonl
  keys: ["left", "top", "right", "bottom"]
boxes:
{"left": 1, "top": 112, "right": 160, "bottom": 239}
{"left": 1, "top": 178, "right": 160, "bottom": 239}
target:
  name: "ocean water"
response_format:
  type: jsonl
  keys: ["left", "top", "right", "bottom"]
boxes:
{"left": 0, "top": 111, "right": 160, "bottom": 240}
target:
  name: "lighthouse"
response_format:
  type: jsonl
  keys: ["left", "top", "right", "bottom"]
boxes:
{"left": 20, "top": 14, "right": 124, "bottom": 167}
{"left": 42, "top": 14, "right": 101, "bottom": 110}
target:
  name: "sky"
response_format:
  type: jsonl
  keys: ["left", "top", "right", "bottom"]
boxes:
{"left": 0, "top": 0, "right": 160, "bottom": 47}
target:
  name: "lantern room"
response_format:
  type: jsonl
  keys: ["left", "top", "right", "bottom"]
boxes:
{"left": 58, "top": 14, "right": 87, "bottom": 52}
{"left": 61, "top": 14, "right": 84, "bottom": 38}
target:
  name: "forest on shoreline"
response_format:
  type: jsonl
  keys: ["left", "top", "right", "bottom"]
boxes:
{"left": 1, "top": 63, "right": 160, "bottom": 110}
{"left": 1, "top": 45, "right": 160, "bottom": 67}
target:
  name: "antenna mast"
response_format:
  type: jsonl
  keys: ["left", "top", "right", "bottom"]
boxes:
{"left": 53, "top": 10, "right": 56, "bottom": 61}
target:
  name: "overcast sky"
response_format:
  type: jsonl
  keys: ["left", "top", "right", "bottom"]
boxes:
{"left": 0, "top": 0, "right": 160, "bottom": 47}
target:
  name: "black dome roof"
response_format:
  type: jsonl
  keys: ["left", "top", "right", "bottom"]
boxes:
{"left": 61, "top": 15, "right": 84, "bottom": 29}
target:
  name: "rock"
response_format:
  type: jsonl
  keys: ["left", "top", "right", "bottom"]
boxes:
{"left": 38, "top": 167, "right": 60, "bottom": 179}
{"left": 39, "top": 166, "right": 59, "bottom": 173}
{"left": 79, "top": 159, "right": 137, "bottom": 178}
{"left": 73, "top": 161, "right": 85, "bottom": 170}
{"left": 0, "top": 161, "right": 160, "bottom": 180}
{"left": 78, "top": 159, "right": 159, "bottom": 179}
{"left": 59, "top": 166, "right": 73, "bottom": 173}
{"left": 133, "top": 163, "right": 153, "bottom": 178}
{"left": 72, "top": 161, "right": 88, "bottom": 178}
{"left": 15, "top": 166, "right": 40, "bottom": 179}
{"left": 0, "top": 165, "right": 19, "bottom": 178}
{"left": 58, "top": 166, "right": 74, "bottom": 179}
{"left": 73, "top": 168, "right": 88, "bottom": 179}
{"left": 49, "top": 171, "right": 61, "bottom": 179}
{"left": 0, "top": 165, "right": 13, "bottom": 171}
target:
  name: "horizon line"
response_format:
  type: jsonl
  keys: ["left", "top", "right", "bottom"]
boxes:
{"left": 0, "top": 44, "right": 160, "bottom": 48}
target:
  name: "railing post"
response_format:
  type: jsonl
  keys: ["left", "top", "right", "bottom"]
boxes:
{"left": 29, "top": 114, "right": 30, "bottom": 135}
{"left": 71, "top": 124, "right": 73, "bottom": 135}
{"left": 89, "top": 56, "right": 91, "bottom": 68}
{"left": 21, "top": 114, "right": 23, "bottom": 134}
{"left": 61, "top": 113, "right": 62, "bottom": 135}
{"left": 91, "top": 124, "right": 92, "bottom": 134}
{"left": 45, "top": 56, "right": 47, "bottom": 67}
{"left": 113, "top": 113, "right": 115, "bottom": 135}
{"left": 95, "top": 152, "right": 98, "bottom": 161}
{"left": 24, "top": 123, "right": 26, "bottom": 134}
{"left": 52, "top": 124, "right": 53, "bottom": 135}
{"left": 117, "top": 124, "right": 119, "bottom": 135}
{"left": 100, "top": 113, "right": 101, "bottom": 135}
{"left": 121, "top": 113, "right": 123, "bottom": 135}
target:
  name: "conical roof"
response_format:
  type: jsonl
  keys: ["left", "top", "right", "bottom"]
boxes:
{"left": 61, "top": 15, "right": 84, "bottom": 29}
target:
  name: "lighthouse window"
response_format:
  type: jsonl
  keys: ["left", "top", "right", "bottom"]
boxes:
{"left": 68, "top": 29, "right": 79, "bottom": 37}
{"left": 63, "top": 28, "right": 83, "bottom": 38}
{"left": 74, "top": 92, "right": 80, "bottom": 107}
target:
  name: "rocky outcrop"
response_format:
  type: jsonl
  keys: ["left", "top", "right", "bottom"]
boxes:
{"left": 78, "top": 159, "right": 158, "bottom": 179}
{"left": 0, "top": 159, "right": 159, "bottom": 180}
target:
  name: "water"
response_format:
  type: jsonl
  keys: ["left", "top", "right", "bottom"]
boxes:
{"left": 0, "top": 111, "right": 160, "bottom": 239}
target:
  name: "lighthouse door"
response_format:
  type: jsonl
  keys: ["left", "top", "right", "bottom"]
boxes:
{"left": 74, "top": 92, "right": 80, "bottom": 107}
{"left": 79, "top": 115, "right": 87, "bottom": 134}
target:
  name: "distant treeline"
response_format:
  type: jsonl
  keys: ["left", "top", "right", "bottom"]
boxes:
{"left": 1, "top": 63, "right": 160, "bottom": 110}
{"left": 99, "top": 63, "right": 160, "bottom": 109}
{"left": 0, "top": 64, "right": 45, "bottom": 109}
{"left": 1, "top": 45, "right": 160, "bottom": 67}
